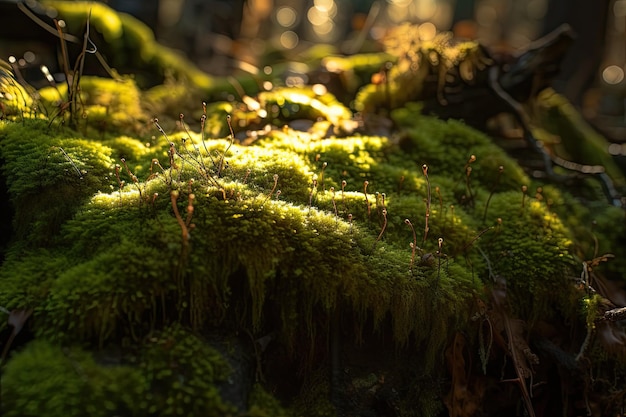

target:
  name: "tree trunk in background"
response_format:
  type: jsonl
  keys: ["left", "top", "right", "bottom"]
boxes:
{"left": 451, "top": 0, "right": 478, "bottom": 39}
{"left": 452, "top": 0, "right": 476, "bottom": 24}
{"left": 542, "top": 0, "right": 611, "bottom": 105}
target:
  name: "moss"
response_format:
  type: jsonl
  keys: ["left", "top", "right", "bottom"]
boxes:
{"left": 533, "top": 88, "right": 626, "bottom": 194}
{"left": 135, "top": 325, "right": 235, "bottom": 416}
{"left": 143, "top": 79, "right": 216, "bottom": 134}
{"left": 290, "top": 367, "right": 337, "bottom": 417}
{"left": 354, "top": 25, "right": 491, "bottom": 114}
{"left": 41, "top": 0, "right": 258, "bottom": 96}
{"left": 0, "top": 110, "right": 486, "bottom": 371}
{"left": 0, "top": 65, "right": 34, "bottom": 119}
{"left": 247, "top": 383, "right": 291, "bottom": 417}
{"left": 0, "top": 36, "right": 623, "bottom": 413}
{"left": 2, "top": 326, "right": 234, "bottom": 417}
{"left": 0, "top": 249, "right": 70, "bottom": 311}
{"left": 2, "top": 340, "right": 145, "bottom": 417}
{"left": 480, "top": 190, "right": 577, "bottom": 321}
{"left": 38, "top": 76, "right": 146, "bottom": 134}
{"left": 0, "top": 119, "right": 114, "bottom": 244}
{"left": 103, "top": 135, "right": 153, "bottom": 160}
{"left": 38, "top": 234, "right": 179, "bottom": 344}
{"left": 257, "top": 86, "right": 353, "bottom": 129}
{"left": 392, "top": 103, "right": 527, "bottom": 191}
{"left": 0, "top": 92, "right": 584, "bottom": 361}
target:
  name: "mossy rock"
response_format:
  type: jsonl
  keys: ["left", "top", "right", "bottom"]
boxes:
{"left": 1, "top": 31, "right": 625, "bottom": 416}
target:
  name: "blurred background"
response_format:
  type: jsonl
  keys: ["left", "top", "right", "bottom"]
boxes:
{"left": 82, "top": 0, "right": 626, "bottom": 143}
{"left": 0, "top": 0, "right": 624, "bottom": 143}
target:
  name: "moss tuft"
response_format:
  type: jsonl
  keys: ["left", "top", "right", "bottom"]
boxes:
{"left": 2, "top": 326, "right": 234, "bottom": 417}
{"left": 38, "top": 76, "right": 146, "bottom": 134}
{"left": 247, "top": 383, "right": 291, "bottom": 417}
{"left": 0, "top": 119, "right": 113, "bottom": 244}
{"left": 2, "top": 340, "right": 145, "bottom": 417}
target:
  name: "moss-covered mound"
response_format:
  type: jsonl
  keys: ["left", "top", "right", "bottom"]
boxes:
{"left": 1, "top": 10, "right": 625, "bottom": 417}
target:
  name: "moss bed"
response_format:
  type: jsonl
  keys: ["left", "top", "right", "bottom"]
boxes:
{"left": 1, "top": 3, "right": 625, "bottom": 417}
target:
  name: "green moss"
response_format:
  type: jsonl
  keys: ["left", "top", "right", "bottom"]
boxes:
{"left": 38, "top": 76, "right": 146, "bottom": 134}
{"left": 2, "top": 340, "right": 145, "bottom": 417}
{"left": 38, "top": 235, "right": 178, "bottom": 344}
{"left": 41, "top": 0, "right": 258, "bottom": 96}
{"left": 103, "top": 135, "right": 152, "bottom": 160}
{"left": 0, "top": 249, "right": 70, "bottom": 310}
{"left": 0, "top": 65, "right": 34, "bottom": 119}
{"left": 392, "top": 103, "right": 527, "bottom": 190}
{"left": 247, "top": 383, "right": 291, "bottom": 417}
{"left": 354, "top": 25, "right": 491, "bottom": 113}
{"left": 0, "top": 115, "right": 484, "bottom": 369}
{"left": 257, "top": 86, "right": 353, "bottom": 129}
{"left": 481, "top": 190, "right": 577, "bottom": 321}
{"left": 0, "top": 96, "right": 583, "bottom": 368}
{"left": 550, "top": 188, "right": 626, "bottom": 278}
{"left": 2, "top": 326, "right": 234, "bottom": 417}
{"left": 0, "top": 119, "right": 113, "bottom": 244}
{"left": 136, "top": 325, "right": 235, "bottom": 416}
{"left": 534, "top": 88, "right": 626, "bottom": 193}
{"left": 0, "top": 39, "right": 623, "bottom": 413}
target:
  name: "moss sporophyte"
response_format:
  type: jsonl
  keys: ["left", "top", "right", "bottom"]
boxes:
{"left": 0, "top": 7, "right": 625, "bottom": 417}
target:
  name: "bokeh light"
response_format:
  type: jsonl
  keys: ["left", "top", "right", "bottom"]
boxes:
{"left": 23, "top": 51, "right": 36, "bottom": 63}
{"left": 608, "top": 142, "right": 626, "bottom": 156}
{"left": 418, "top": 22, "right": 437, "bottom": 41}
{"left": 306, "top": 0, "right": 339, "bottom": 42}
{"left": 602, "top": 65, "right": 625, "bottom": 85}
{"left": 314, "top": 0, "right": 336, "bottom": 15}
{"left": 276, "top": 6, "right": 297, "bottom": 28}
{"left": 312, "top": 83, "right": 327, "bottom": 96}
{"left": 414, "top": 0, "right": 438, "bottom": 21}
{"left": 280, "top": 31, "right": 299, "bottom": 49}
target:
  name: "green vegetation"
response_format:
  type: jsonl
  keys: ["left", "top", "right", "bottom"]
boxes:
{"left": 2, "top": 325, "right": 233, "bottom": 417}
{"left": 0, "top": 5, "right": 624, "bottom": 417}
